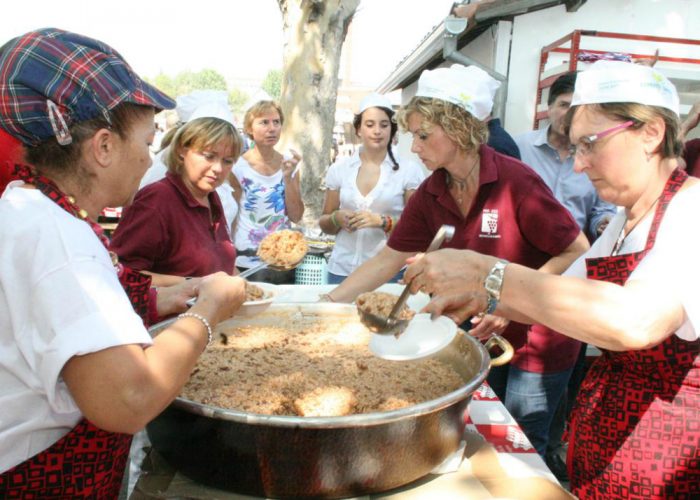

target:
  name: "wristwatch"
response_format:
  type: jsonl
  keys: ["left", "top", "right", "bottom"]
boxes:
{"left": 483, "top": 259, "right": 508, "bottom": 315}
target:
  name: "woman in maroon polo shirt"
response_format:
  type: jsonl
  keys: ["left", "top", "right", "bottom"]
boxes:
{"left": 680, "top": 102, "right": 700, "bottom": 176}
{"left": 326, "top": 64, "right": 589, "bottom": 458}
{"left": 111, "top": 116, "right": 243, "bottom": 286}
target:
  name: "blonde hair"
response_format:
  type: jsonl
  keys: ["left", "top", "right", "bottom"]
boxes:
{"left": 165, "top": 117, "right": 242, "bottom": 175}
{"left": 397, "top": 97, "right": 488, "bottom": 154}
{"left": 564, "top": 103, "right": 682, "bottom": 159}
{"left": 243, "top": 100, "right": 284, "bottom": 137}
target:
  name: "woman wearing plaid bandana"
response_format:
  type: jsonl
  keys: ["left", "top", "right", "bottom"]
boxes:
{"left": 0, "top": 28, "right": 246, "bottom": 498}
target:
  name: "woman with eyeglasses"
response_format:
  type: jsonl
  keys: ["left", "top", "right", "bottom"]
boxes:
{"left": 405, "top": 60, "right": 700, "bottom": 499}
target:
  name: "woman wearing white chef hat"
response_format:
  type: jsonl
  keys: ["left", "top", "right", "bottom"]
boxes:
{"left": 404, "top": 60, "right": 700, "bottom": 498}
{"left": 326, "top": 64, "right": 589, "bottom": 459}
{"left": 318, "top": 92, "right": 426, "bottom": 284}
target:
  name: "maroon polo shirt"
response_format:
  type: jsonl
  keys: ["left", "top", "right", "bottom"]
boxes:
{"left": 111, "top": 172, "right": 236, "bottom": 277}
{"left": 389, "top": 145, "right": 581, "bottom": 373}
{"left": 683, "top": 138, "right": 700, "bottom": 177}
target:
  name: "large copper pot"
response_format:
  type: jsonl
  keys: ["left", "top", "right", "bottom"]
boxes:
{"left": 146, "top": 303, "right": 512, "bottom": 499}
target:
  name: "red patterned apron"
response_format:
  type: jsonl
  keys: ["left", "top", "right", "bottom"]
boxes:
{"left": 0, "top": 166, "right": 154, "bottom": 498}
{"left": 569, "top": 168, "right": 700, "bottom": 499}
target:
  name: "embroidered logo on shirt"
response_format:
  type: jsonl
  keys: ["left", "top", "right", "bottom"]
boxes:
{"left": 480, "top": 209, "right": 501, "bottom": 239}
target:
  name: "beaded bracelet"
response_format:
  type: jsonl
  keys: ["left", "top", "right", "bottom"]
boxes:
{"left": 178, "top": 312, "right": 213, "bottom": 346}
{"left": 330, "top": 210, "right": 340, "bottom": 229}
{"left": 382, "top": 215, "right": 394, "bottom": 233}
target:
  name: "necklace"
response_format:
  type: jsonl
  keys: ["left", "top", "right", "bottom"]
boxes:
{"left": 447, "top": 155, "right": 480, "bottom": 205}
{"left": 611, "top": 195, "right": 661, "bottom": 256}
{"left": 15, "top": 164, "right": 119, "bottom": 267}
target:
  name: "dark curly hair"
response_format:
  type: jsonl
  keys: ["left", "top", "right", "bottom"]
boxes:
{"left": 353, "top": 106, "right": 400, "bottom": 170}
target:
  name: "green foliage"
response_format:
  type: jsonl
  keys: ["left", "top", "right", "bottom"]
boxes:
{"left": 261, "top": 69, "right": 283, "bottom": 100}
{"left": 190, "top": 69, "right": 228, "bottom": 91}
{"left": 147, "top": 68, "right": 228, "bottom": 98}
{"left": 228, "top": 88, "right": 250, "bottom": 114}
{"left": 149, "top": 73, "right": 176, "bottom": 98}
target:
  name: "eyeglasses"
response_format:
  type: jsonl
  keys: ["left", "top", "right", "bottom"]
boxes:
{"left": 568, "top": 120, "right": 635, "bottom": 157}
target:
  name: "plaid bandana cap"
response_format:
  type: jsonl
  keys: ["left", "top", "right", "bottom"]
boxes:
{"left": 0, "top": 28, "right": 175, "bottom": 146}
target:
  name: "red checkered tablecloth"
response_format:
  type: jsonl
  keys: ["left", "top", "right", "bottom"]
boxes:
{"left": 100, "top": 206, "right": 122, "bottom": 218}
{"left": 467, "top": 383, "right": 537, "bottom": 454}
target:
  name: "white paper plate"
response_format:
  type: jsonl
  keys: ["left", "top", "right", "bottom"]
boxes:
{"left": 369, "top": 313, "right": 458, "bottom": 361}
{"left": 186, "top": 282, "right": 278, "bottom": 317}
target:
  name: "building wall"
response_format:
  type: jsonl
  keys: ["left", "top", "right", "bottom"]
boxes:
{"left": 395, "top": 25, "right": 504, "bottom": 162}
{"left": 394, "top": 0, "right": 700, "bottom": 163}
{"left": 506, "top": 0, "right": 700, "bottom": 135}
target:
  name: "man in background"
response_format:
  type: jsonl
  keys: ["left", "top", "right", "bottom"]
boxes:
{"left": 487, "top": 116, "right": 520, "bottom": 159}
{"left": 514, "top": 71, "right": 617, "bottom": 480}
{"left": 515, "top": 71, "right": 615, "bottom": 240}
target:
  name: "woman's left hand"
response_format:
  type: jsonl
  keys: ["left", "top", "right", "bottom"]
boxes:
{"left": 348, "top": 210, "right": 382, "bottom": 230}
{"left": 155, "top": 278, "right": 201, "bottom": 317}
{"left": 282, "top": 149, "right": 302, "bottom": 179}
{"left": 468, "top": 314, "right": 509, "bottom": 341}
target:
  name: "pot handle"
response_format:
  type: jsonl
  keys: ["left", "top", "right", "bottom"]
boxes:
{"left": 484, "top": 333, "right": 514, "bottom": 367}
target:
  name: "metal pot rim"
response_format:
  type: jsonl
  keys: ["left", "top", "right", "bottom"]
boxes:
{"left": 153, "top": 303, "right": 490, "bottom": 428}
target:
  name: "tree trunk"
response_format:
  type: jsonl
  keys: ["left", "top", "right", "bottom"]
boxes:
{"left": 277, "top": 0, "right": 360, "bottom": 227}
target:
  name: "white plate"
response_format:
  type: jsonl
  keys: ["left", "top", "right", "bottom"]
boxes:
{"left": 369, "top": 313, "right": 458, "bottom": 361}
{"left": 186, "top": 282, "right": 278, "bottom": 317}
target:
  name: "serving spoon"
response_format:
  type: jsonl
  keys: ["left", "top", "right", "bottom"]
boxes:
{"left": 358, "top": 224, "right": 455, "bottom": 336}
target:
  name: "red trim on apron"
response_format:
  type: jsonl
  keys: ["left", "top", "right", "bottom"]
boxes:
{"left": 0, "top": 165, "right": 155, "bottom": 496}
{"left": 569, "top": 169, "right": 700, "bottom": 499}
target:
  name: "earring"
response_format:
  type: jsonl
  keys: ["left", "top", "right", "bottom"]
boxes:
{"left": 645, "top": 151, "right": 653, "bottom": 162}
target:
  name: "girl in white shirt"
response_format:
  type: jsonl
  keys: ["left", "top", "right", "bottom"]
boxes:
{"left": 319, "top": 94, "right": 425, "bottom": 283}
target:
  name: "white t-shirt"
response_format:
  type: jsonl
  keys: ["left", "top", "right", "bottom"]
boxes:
{"left": 324, "top": 150, "right": 426, "bottom": 276}
{"left": 564, "top": 183, "right": 700, "bottom": 341}
{"left": 0, "top": 182, "right": 153, "bottom": 473}
{"left": 233, "top": 157, "right": 291, "bottom": 268}
{"left": 140, "top": 148, "right": 238, "bottom": 236}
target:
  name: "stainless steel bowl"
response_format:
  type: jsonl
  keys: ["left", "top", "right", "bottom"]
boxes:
{"left": 146, "top": 303, "right": 496, "bottom": 498}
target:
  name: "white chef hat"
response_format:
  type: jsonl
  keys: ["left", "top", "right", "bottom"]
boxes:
{"left": 176, "top": 89, "right": 237, "bottom": 125}
{"left": 571, "top": 60, "right": 679, "bottom": 116}
{"left": 415, "top": 64, "right": 499, "bottom": 120}
{"left": 358, "top": 92, "right": 393, "bottom": 113}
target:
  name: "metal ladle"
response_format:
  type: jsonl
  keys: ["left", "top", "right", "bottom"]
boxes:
{"left": 358, "top": 224, "right": 455, "bottom": 336}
